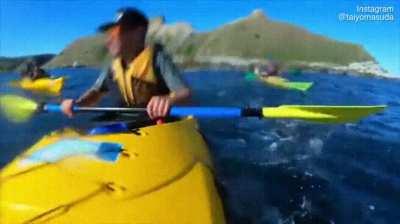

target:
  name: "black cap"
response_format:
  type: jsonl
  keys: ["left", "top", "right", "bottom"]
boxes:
{"left": 98, "top": 7, "right": 148, "bottom": 32}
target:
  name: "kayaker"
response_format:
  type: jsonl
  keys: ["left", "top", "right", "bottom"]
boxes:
{"left": 61, "top": 8, "right": 190, "bottom": 119}
{"left": 20, "top": 62, "right": 49, "bottom": 80}
{"left": 31, "top": 65, "right": 50, "bottom": 80}
{"left": 254, "top": 61, "right": 280, "bottom": 77}
{"left": 266, "top": 61, "right": 280, "bottom": 76}
{"left": 20, "top": 62, "right": 34, "bottom": 79}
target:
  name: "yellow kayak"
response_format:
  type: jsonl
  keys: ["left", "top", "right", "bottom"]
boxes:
{"left": 0, "top": 118, "right": 225, "bottom": 223}
{"left": 13, "top": 77, "right": 65, "bottom": 95}
{"left": 260, "top": 76, "right": 313, "bottom": 92}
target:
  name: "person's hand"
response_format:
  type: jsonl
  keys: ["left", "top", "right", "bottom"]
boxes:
{"left": 61, "top": 99, "right": 74, "bottom": 118}
{"left": 146, "top": 95, "right": 171, "bottom": 119}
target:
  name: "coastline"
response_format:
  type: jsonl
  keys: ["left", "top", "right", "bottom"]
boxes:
{"left": 175, "top": 57, "right": 393, "bottom": 78}
{"left": 1, "top": 64, "right": 397, "bottom": 80}
{"left": 1, "top": 56, "right": 397, "bottom": 79}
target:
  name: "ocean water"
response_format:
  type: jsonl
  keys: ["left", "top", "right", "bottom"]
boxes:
{"left": 0, "top": 68, "right": 399, "bottom": 224}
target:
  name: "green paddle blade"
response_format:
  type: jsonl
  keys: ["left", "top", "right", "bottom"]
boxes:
{"left": 262, "top": 105, "right": 386, "bottom": 123}
{"left": 0, "top": 95, "right": 39, "bottom": 123}
{"left": 286, "top": 82, "right": 314, "bottom": 92}
{"left": 245, "top": 72, "right": 257, "bottom": 81}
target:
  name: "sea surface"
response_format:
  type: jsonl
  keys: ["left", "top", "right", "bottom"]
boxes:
{"left": 0, "top": 68, "right": 399, "bottom": 224}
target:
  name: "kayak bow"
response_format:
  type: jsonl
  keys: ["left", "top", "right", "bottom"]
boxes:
{"left": 0, "top": 118, "right": 225, "bottom": 223}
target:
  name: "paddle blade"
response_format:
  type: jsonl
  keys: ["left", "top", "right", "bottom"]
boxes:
{"left": 0, "top": 95, "right": 39, "bottom": 123}
{"left": 262, "top": 105, "right": 386, "bottom": 123}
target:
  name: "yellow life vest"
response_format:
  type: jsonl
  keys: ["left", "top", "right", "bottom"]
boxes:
{"left": 112, "top": 46, "right": 167, "bottom": 106}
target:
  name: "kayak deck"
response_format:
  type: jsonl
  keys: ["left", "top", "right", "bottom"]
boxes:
{"left": 260, "top": 76, "right": 313, "bottom": 92}
{"left": 0, "top": 118, "right": 225, "bottom": 223}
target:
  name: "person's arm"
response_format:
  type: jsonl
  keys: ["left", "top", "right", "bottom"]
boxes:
{"left": 168, "top": 88, "right": 190, "bottom": 104}
{"left": 147, "top": 49, "right": 190, "bottom": 119}
{"left": 75, "top": 89, "right": 104, "bottom": 106}
{"left": 157, "top": 48, "right": 191, "bottom": 103}
{"left": 61, "top": 67, "right": 112, "bottom": 117}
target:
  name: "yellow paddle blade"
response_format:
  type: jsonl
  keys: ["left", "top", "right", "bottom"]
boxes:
{"left": 262, "top": 105, "right": 386, "bottom": 123}
{"left": 0, "top": 95, "right": 39, "bottom": 123}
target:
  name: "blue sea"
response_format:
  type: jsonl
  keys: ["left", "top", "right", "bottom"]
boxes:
{"left": 0, "top": 68, "right": 399, "bottom": 224}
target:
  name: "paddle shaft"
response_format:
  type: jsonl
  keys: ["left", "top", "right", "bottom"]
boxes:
{"left": 0, "top": 95, "right": 385, "bottom": 123}
{"left": 43, "top": 104, "right": 262, "bottom": 118}
{"left": 42, "top": 103, "right": 386, "bottom": 123}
